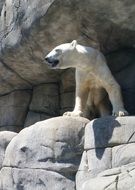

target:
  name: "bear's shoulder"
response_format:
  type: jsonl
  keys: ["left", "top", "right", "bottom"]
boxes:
{"left": 76, "top": 44, "right": 97, "bottom": 54}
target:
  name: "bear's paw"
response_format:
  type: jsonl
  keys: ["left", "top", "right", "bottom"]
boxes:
{"left": 63, "top": 110, "right": 83, "bottom": 117}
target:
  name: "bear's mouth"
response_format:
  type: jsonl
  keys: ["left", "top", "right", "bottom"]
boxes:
{"left": 51, "top": 60, "right": 59, "bottom": 67}
{"left": 45, "top": 58, "right": 59, "bottom": 68}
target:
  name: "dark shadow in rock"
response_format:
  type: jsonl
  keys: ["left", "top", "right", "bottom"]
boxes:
{"left": 106, "top": 48, "right": 135, "bottom": 116}
{"left": 92, "top": 116, "right": 121, "bottom": 159}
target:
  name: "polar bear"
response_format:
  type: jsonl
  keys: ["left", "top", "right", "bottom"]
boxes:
{"left": 45, "top": 40, "right": 128, "bottom": 118}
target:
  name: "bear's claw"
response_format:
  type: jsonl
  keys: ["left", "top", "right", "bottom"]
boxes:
{"left": 112, "top": 110, "right": 129, "bottom": 117}
{"left": 63, "top": 111, "right": 83, "bottom": 117}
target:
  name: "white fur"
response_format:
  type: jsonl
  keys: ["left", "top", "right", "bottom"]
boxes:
{"left": 45, "top": 40, "right": 128, "bottom": 118}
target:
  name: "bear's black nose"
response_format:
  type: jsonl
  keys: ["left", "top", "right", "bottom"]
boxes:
{"left": 45, "top": 57, "right": 49, "bottom": 62}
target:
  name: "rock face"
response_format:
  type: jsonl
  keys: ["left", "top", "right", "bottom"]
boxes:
{"left": 1, "top": 116, "right": 135, "bottom": 190}
{"left": 76, "top": 116, "right": 135, "bottom": 190}
{"left": 0, "top": 90, "right": 31, "bottom": 131}
{"left": 0, "top": 131, "right": 17, "bottom": 169}
{"left": 0, "top": 116, "right": 89, "bottom": 190}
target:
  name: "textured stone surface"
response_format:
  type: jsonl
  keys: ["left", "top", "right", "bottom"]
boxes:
{"left": 107, "top": 49, "right": 135, "bottom": 115}
{"left": 85, "top": 116, "right": 135, "bottom": 149}
{"left": 0, "top": 0, "right": 60, "bottom": 88}
{"left": 79, "top": 163, "right": 135, "bottom": 190}
{"left": 0, "top": 117, "right": 89, "bottom": 190}
{"left": 60, "top": 92, "right": 75, "bottom": 115}
{"left": 0, "top": 90, "right": 31, "bottom": 132}
{"left": 0, "top": 167, "right": 75, "bottom": 190}
{"left": 3, "top": 117, "right": 89, "bottom": 171}
{"left": 1, "top": 116, "right": 135, "bottom": 190}
{"left": 112, "top": 143, "right": 135, "bottom": 168}
{"left": 24, "top": 111, "right": 51, "bottom": 127}
{"left": 0, "top": 61, "right": 31, "bottom": 95}
{"left": 87, "top": 148, "right": 112, "bottom": 172}
{"left": 0, "top": 131, "right": 17, "bottom": 169}
{"left": 30, "top": 83, "right": 59, "bottom": 116}
{"left": 76, "top": 116, "right": 135, "bottom": 190}
{"left": 0, "top": 126, "right": 19, "bottom": 132}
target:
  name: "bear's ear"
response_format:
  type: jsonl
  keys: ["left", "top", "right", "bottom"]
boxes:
{"left": 70, "top": 40, "right": 77, "bottom": 49}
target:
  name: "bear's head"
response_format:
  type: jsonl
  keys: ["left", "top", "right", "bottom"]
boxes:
{"left": 45, "top": 40, "right": 77, "bottom": 69}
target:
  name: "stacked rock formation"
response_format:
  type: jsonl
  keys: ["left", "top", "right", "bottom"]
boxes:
{"left": 1, "top": 116, "right": 135, "bottom": 189}
{"left": 0, "top": 117, "right": 89, "bottom": 189}
{"left": 76, "top": 116, "right": 135, "bottom": 190}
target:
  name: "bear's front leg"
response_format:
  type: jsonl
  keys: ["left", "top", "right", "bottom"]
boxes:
{"left": 103, "top": 80, "right": 128, "bottom": 117}
{"left": 63, "top": 69, "right": 89, "bottom": 117}
{"left": 98, "top": 73, "right": 128, "bottom": 117}
{"left": 63, "top": 88, "right": 89, "bottom": 117}
{"left": 95, "top": 55, "right": 129, "bottom": 117}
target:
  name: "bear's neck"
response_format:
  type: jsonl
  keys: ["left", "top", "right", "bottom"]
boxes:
{"left": 76, "top": 44, "right": 95, "bottom": 54}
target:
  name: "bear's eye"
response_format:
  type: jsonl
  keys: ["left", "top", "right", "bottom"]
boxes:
{"left": 55, "top": 49, "right": 62, "bottom": 54}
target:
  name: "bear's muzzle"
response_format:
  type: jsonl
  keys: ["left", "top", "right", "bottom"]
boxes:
{"left": 45, "top": 57, "right": 59, "bottom": 68}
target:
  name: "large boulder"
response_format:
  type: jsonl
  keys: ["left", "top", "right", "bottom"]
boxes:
{"left": 76, "top": 116, "right": 135, "bottom": 190}
{"left": 1, "top": 116, "right": 135, "bottom": 190}
{"left": 0, "top": 116, "right": 89, "bottom": 190}
{"left": 0, "top": 131, "right": 17, "bottom": 169}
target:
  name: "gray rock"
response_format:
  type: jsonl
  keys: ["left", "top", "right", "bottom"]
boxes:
{"left": 80, "top": 163, "right": 135, "bottom": 190}
{"left": 77, "top": 159, "right": 135, "bottom": 190}
{"left": 3, "top": 117, "right": 89, "bottom": 172}
{"left": 24, "top": 111, "right": 52, "bottom": 127}
{"left": 2, "top": 0, "right": 135, "bottom": 55}
{"left": 30, "top": 84, "right": 59, "bottom": 116}
{"left": 87, "top": 148, "right": 112, "bottom": 173}
{"left": 1, "top": 117, "right": 89, "bottom": 189}
{"left": 85, "top": 116, "right": 135, "bottom": 149}
{"left": 76, "top": 151, "right": 97, "bottom": 190}
{"left": 76, "top": 148, "right": 112, "bottom": 190}
{"left": 0, "top": 0, "right": 60, "bottom": 88}
{"left": 79, "top": 175, "right": 117, "bottom": 190}
{"left": 60, "top": 92, "right": 75, "bottom": 113}
{"left": 0, "top": 131, "right": 17, "bottom": 169}
{"left": 0, "top": 90, "right": 31, "bottom": 131}
{"left": 0, "top": 167, "right": 75, "bottom": 190}
{"left": 112, "top": 143, "right": 135, "bottom": 168}
{"left": 76, "top": 116, "right": 135, "bottom": 190}
{"left": 0, "top": 0, "right": 4, "bottom": 12}
{"left": 0, "top": 61, "right": 31, "bottom": 95}
{"left": 107, "top": 49, "right": 135, "bottom": 115}
{"left": 0, "top": 126, "right": 22, "bottom": 132}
